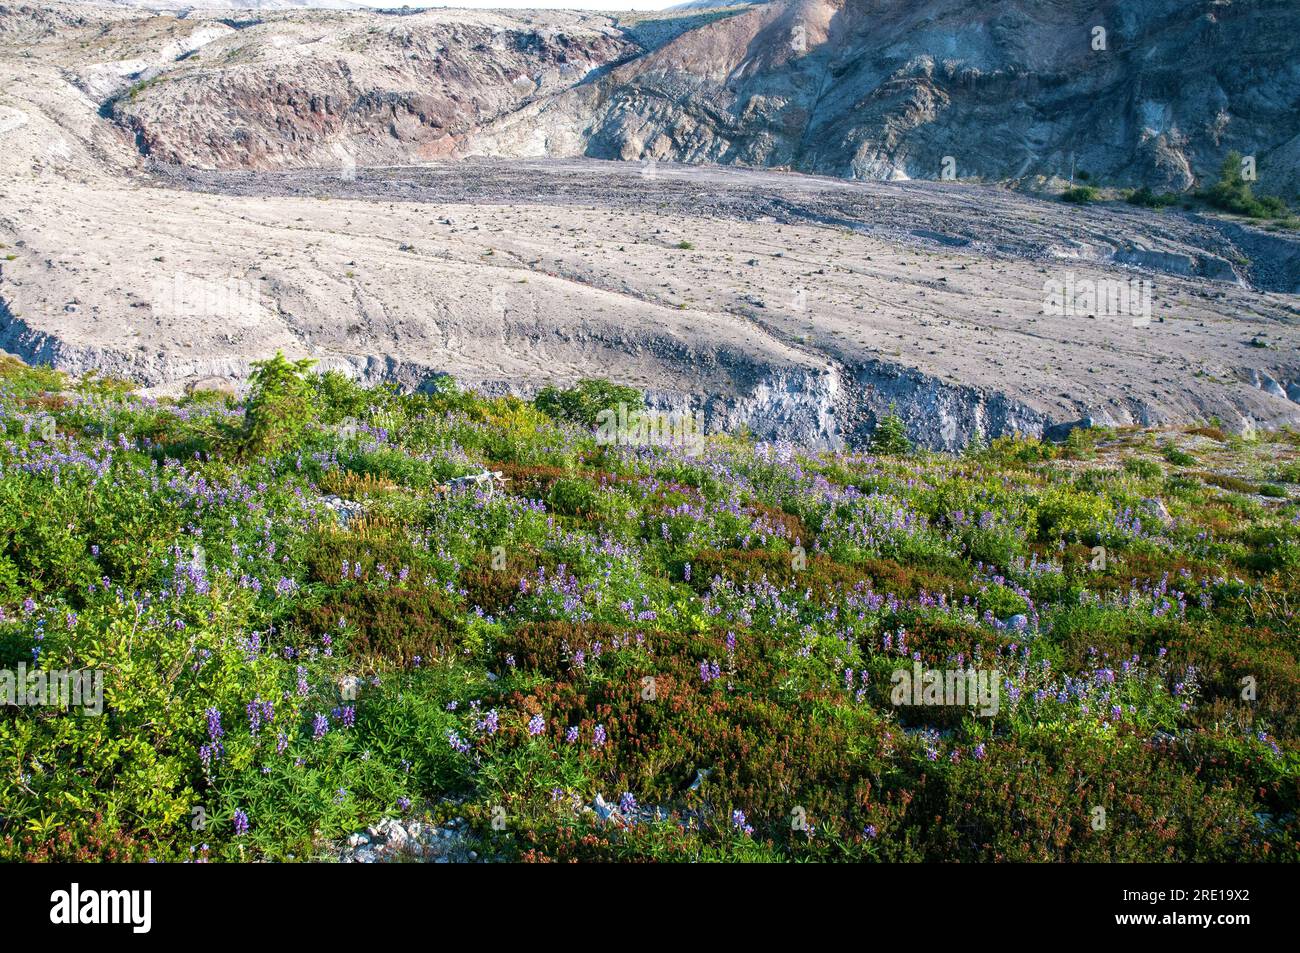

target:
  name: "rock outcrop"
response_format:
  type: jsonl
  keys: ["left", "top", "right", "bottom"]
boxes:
{"left": 90, "top": 0, "right": 1300, "bottom": 198}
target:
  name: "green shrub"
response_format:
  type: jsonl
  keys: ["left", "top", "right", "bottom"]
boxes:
{"left": 310, "top": 370, "right": 374, "bottom": 425}
{"left": 1123, "top": 458, "right": 1163, "bottom": 480}
{"left": 534, "top": 379, "right": 644, "bottom": 429}
{"left": 242, "top": 352, "right": 318, "bottom": 455}
{"left": 1201, "top": 151, "right": 1290, "bottom": 219}
{"left": 1126, "top": 186, "right": 1180, "bottom": 209}
{"left": 869, "top": 407, "right": 912, "bottom": 455}
{"left": 1061, "top": 186, "right": 1100, "bottom": 204}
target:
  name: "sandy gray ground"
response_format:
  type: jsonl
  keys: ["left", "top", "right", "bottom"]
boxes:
{"left": 2, "top": 7, "right": 1299, "bottom": 447}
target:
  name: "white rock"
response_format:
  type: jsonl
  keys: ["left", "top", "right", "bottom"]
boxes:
{"left": 593, "top": 793, "right": 618, "bottom": 821}
{"left": 1141, "top": 497, "right": 1172, "bottom": 524}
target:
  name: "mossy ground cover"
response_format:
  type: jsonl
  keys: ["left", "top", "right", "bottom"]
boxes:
{"left": 1, "top": 356, "right": 1297, "bottom": 862}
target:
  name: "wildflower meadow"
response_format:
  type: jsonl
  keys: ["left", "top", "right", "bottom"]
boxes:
{"left": 1, "top": 354, "right": 1296, "bottom": 862}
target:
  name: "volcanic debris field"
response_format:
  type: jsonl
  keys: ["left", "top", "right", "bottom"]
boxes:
{"left": 0, "top": 358, "right": 1298, "bottom": 861}
{"left": 3, "top": 3, "right": 1300, "bottom": 450}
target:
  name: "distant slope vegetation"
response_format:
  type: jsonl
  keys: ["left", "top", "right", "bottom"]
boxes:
{"left": 100, "top": 0, "right": 1300, "bottom": 195}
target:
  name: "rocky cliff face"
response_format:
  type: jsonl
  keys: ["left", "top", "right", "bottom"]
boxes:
{"left": 503, "top": 0, "right": 1300, "bottom": 194}
{"left": 98, "top": 0, "right": 1300, "bottom": 196}
{"left": 101, "top": 10, "right": 636, "bottom": 169}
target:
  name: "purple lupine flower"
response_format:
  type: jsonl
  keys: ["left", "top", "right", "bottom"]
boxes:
{"left": 198, "top": 742, "right": 222, "bottom": 769}
{"left": 341, "top": 706, "right": 356, "bottom": 728}
{"left": 527, "top": 713, "right": 545, "bottom": 736}
{"left": 592, "top": 724, "right": 607, "bottom": 747}
{"left": 619, "top": 792, "right": 638, "bottom": 814}
{"left": 565, "top": 725, "right": 579, "bottom": 744}
{"left": 205, "top": 707, "right": 224, "bottom": 742}
{"left": 246, "top": 701, "right": 262, "bottom": 735}
{"left": 864, "top": 824, "right": 878, "bottom": 839}
{"left": 232, "top": 810, "right": 249, "bottom": 836}
{"left": 312, "top": 713, "right": 329, "bottom": 740}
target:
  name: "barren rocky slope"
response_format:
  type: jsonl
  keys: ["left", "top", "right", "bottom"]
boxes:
{"left": 92, "top": 0, "right": 1300, "bottom": 197}
{"left": 1, "top": 3, "right": 1298, "bottom": 448}
{"left": 93, "top": 4, "right": 739, "bottom": 169}
{"left": 514, "top": 0, "right": 1300, "bottom": 192}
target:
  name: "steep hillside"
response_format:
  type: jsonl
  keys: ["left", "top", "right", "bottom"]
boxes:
{"left": 88, "top": 0, "right": 1300, "bottom": 195}
{"left": 100, "top": 10, "right": 636, "bottom": 168}
{"left": 494, "top": 0, "right": 1300, "bottom": 193}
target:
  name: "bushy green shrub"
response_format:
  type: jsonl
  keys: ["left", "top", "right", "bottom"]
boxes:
{"left": 1202, "top": 151, "right": 1290, "bottom": 219}
{"left": 534, "top": 379, "right": 644, "bottom": 428}
{"left": 1061, "top": 186, "right": 1100, "bottom": 204}
{"left": 869, "top": 407, "right": 912, "bottom": 455}
{"left": 243, "top": 353, "right": 318, "bottom": 455}
{"left": 1123, "top": 457, "right": 1163, "bottom": 480}
{"left": 1126, "top": 186, "right": 1179, "bottom": 209}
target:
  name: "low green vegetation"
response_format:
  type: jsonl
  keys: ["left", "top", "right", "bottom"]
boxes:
{"left": 1, "top": 358, "right": 1297, "bottom": 862}
{"left": 1126, "top": 186, "right": 1180, "bottom": 210}
{"left": 1060, "top": 186, "right": 1100, "bottom": 204}
{"left": 1201, "top": 151, "right": 1290, "bottom": 220}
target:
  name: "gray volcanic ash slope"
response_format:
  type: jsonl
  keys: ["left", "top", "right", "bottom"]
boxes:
{"left": 0, "top": 2, "right": 1298, "bottom": 448}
